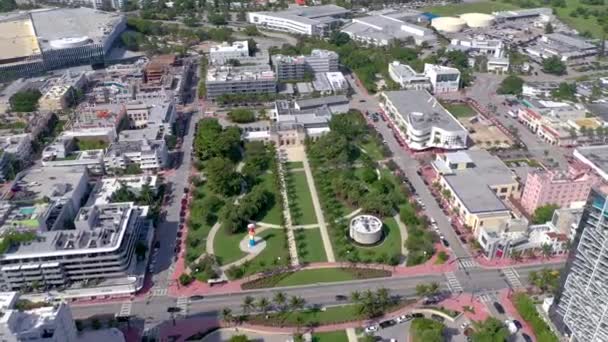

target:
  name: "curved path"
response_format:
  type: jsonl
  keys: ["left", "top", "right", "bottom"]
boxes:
{"left": 219, "top": 233, "right": 268, "bottom": 271}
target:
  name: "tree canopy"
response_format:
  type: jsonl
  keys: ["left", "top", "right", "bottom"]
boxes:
{"left": 471, "top": 317, "right": 510, "bottom": 342}
{"left": 9, "top": 90, "right": 41, "bottom": 112}
{"left": 542, "top": 56, "right": 567, "bottom": 75}
{"left": 228, "top": 109, "right": 256, "bottom": 123}
{"left": 194, "top": 118, "right": 241, "bottom": 162}
{"left": 0, "top": 0, "right": 17, "bottom": 12}
{"left": 532, "top": 204, "right": 559, "bottom": 224}
{"left": 497, "top": 75, "right": 524, "bottom": 95}
{"left": 411, "top": 318, "right": 444, "bottom": 342}
{"left": 551, "top": 82, "right": 577, "bottom": 102}
{"left": 205, "top": 157, "right": 241, "bottom": 196}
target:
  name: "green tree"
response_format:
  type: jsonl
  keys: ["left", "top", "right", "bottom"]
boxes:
{"left": 9, "top": 90, "right": 42, "bottom": 112}
{"left": 471, "top": 317, "right": 510, "bottom": 342}
{"left": 205, "top": 157, "right": 241, "bottom": 196}
{"left": 241, "top": 295, "right": 255, "bottom": 315}
{"left": 208, "top": 11, "right": 227, "bottom": 25}
{"left": 0, "top": 0, "right": 17, "bottom": 12}
{"left": 410, "top": 318, "right": 444, "bottom": 342}
{"left": 532, "top": 204, "right": 559, "bottom": 224}
{"left": 243, "top": 25, "right": 259, "bottom": 36}
{"left": 329, "top": 31, "right": 351, "bottom": 46}
{"left": 545, "top": 22, "right": 554, "bottom": 33}
{"left": 551, "top": 82, "right": 577, "bottom": 102}
{"left": 229, "top": 335, "right": 250, "bottom": 342}
{"left": 542, "top": 56, "right": 567, "bottom": 75}
{"left": 228, "top": 109, "right": 256, "bottom": 123}
{"left": 497, "top": 75, "right": 524, "bottom": 95}
{"left": 179, "top": 273, "right": 194, "bottom": 285}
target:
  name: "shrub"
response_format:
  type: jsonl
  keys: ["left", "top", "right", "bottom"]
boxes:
{"left": 179, "top": 273, "right": 194, "bottom": 286}
{"left": 513, "top": 293, "right": 559, "bottom": 342}
{"left": 227, "top": 109, "right": 256, "bottom": 123}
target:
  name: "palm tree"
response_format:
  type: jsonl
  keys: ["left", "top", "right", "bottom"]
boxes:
{"left": 242, "top": 295, "right": 255, "bottom": 315}
{"left": 376, "top": 288, "right": 391, "bottom": 311}
{"left": 256, "top": 297, "right": 271, "bottom": 316}
{"left": 350, "top": 290, "right": 361, "bottom": 303}
{"left": 541, "top": 243, "right": 553, "bottom": 258}
{"left": 221, "top": 307, "right": 234, "bottom": 325}
{"left": 289, "top": 296, "right": 306, "bottom": 313}
{"left": 428, "top": 282, "right": 439, "bottom": 295}
{"left": 273, "top": 291, "right": 287, "bottom": 312}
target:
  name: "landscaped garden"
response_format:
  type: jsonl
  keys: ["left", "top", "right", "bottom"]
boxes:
{"left": 285, "top": 170, "right": 317, "bottom": 226}
{"left": 241, "top": 267, "right": 391, "bottom": 289}
{"left": 441, "top": 102, "right": 477, "bottom": 118}
{"left": 306, "top": 110, "right": 408, "bottom": 266}
{"left": 294, "top": 228, "right": 326, "bottom": 263}
{"left": 513, "top": 293, "right": 559, "bottom": 342}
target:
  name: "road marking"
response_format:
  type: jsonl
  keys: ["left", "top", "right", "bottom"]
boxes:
{"left": 176, "top": 296, "right": 189, "bottom": 315}
{"left": 445, "top": 272, "right": 463, "bottom": 293}
{"left": 152, "top": 288, "right": 168, "bottom": 296}
{"left": 118, "top": 301, "right": 132, "bottom": 317}
{"left": 502, "top": 267, "right": 524, "bottom": 290}
{"left": 458, "top": 258, "right": 479, "bottom": 270}
{"left": 477, "top": 293, "right": 494, "bottom": 303}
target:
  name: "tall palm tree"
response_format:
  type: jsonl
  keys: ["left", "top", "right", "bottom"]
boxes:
{"left": 221, "top": 307, "right": 234, "bottom": 325}
{"left": 376, "top": 288, "right": 391, "bottom": 311}
{"left": 256, "top": 297, "right": 271, "bottom": 316}
{"left": 289, "top": 296, "right": 306, "bottom": 313}
{"left": 350, "top": 290, "right": 361, "bottom": 303}
{"left": 242, "top": 295, "right": 255, "bottom": 315}
{"left": 428, "top": 282, "right": 439, "bottom": 295}
{"left": 273, "top": 291, "right": 287, "bottom": 313}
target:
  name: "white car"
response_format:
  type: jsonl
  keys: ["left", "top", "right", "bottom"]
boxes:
{"left": 460, "top": 322, "right": 469, "bottom": 330}
{"left": 364, "top": 325, "right": 378, "bottom": 333}
{"left": 396, "top": 314, "right": 412, "bottom": 323}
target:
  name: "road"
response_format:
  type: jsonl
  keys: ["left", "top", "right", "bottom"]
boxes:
{"left": 71, "top": 262, "right": 561, "bottom": 323}
{"left": 345, "top": 74, "right": 471, "bottom": 260}
{"left": 148, "top": 59, "right": 201, "bottom": 297}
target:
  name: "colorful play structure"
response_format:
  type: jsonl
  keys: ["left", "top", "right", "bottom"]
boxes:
{"left": 248, "top": 223, "right": 256, "bottom": 247}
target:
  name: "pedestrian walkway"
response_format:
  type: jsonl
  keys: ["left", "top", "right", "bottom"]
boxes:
{"left": 393, "top": 212, "right": 408, "bottom": 261}
{"left": 502, "top": 267, "right": 524, "bottom": 290}
{"left": 346, "top": 328, "right": 357, "bottom": 342}
{"left": 477, "top": 292, "right": 494, "bottom": 303}
{"left": 276, "top": 149, "right": 299, "bottom": 267}
{"left": 152, "top": 288, "right": 168, "bottom": 296}
{"left": 445, "top": 272, "right": 464, "bottom": 293}
{"left": 302, "top": 155, "right": 335, "bottom": 262}
{"left": 118, "top": 301, "right": 132, "bottom": 317}
{"left": 176, "top": 296, "right": 189, "bottom": 316}
{"left": 458, "top": 258, "right": 479, "bottom": 270}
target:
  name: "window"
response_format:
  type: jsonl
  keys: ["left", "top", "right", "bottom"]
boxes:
{"left": 500, "top": 187, "right": 508, "bottom": 193}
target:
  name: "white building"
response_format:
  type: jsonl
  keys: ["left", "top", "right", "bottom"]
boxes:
{"left": 0, "top": 202, "right": 151, "bottom": 297}
{"left": 423, "top": 64, "right": 460, "bottom": 94}
{"left": 88, "top": 175, "right": 158, "bottom": 205}
{"left": 341, "top": 14, "right": 436, "bottom": 46}
{"left": 388, "top": 61, "right": 431, "bottom": 90}
{"left": 381, "top": 90, "right": 468, "bottom": 150}
{"left": 487, "top": 56, "right": 510, "bottom": 73}
{"left": 449, "top": 38, "right": 505, "bottom": 57}
{"left": 0, "top": 134, "right": 32, "bottom": 162}
{"left": 522, "top": 81, "right": 560, "bottom": 98}
{"left": 248, "top": 5, "right": 349, "bottom": 36}
{"left": 0, "top": 292, "right": 78, "bottom": 342}
{"left": 125, "top": 100, "right": 176, "bottom": 131}
{"left": 104, "top": 139, "right": 168, "bottom": 173}
{"left": 209, "top": 41, "right": 249, "bottom": 65}
{"left": 324, "top": 72, "right": 348, "bottom": 92}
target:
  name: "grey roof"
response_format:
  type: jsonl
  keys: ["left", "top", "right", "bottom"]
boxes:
{"left": 575, "top": 145, "right": 608, "bottom": 173}
{"left": 254, "top": 5, "right": 348, "bottom": 26}
{"left": 296, "top": 95, "right": 349, "bottom": 109}
{"left": 9, "top": 166, "right": 87, "bottom": 202}
{"left": 107, "top": 139, "right": 163, "bottom": 155}
{"left": 383, "top": 90, "right": 464, "bottom": 132}
{"left": 275, "top": 100, "right": 332, "bottom": 128}
{"left": 545, "top": 33, "right": 595, "bottom": 50}
{"left": 30, "top": 8, "right": 124, "bottom": 51}
{"left": 341, "top": 16, "right": 433, "bottom": 41}
{"left": 438, "top": 150, "right": 515, "bottom": 214}
{"left": 586, "top": 103, "right": 608, "bottom": 121}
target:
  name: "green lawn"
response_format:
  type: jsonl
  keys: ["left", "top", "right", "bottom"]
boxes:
{"left": 286, "top": 161, "right": 304, "bottom": 170}
{"left": 350, "top": 217, "right": 403, "bottom": 263}
{"left": 313, "top": 331, "right": 348, "bottom": 342}
{"left": 295, "top": 228, "right": 327, "bottom": 263}
{"left": 213, "top": 228, "right": 248, "bottom": 266}
{"left": 421, "top": 1, "right": 519, "bottom": 15}
{"left": 242, "top": 268, "right": 391, "bottom": 289}
{"left": 288, "top": 171, "right": 317, "bottom": 225}
{"left": 442, "top": 102, "right": 477, "bottom": 118}
{"left": 552, "top": 0, "right": 608, "bottom": 38}
{"left": 185, "top": 184, "right": 222, "bottom": 265}
{"left": 243, "top": 228, "right": 290, "bottom": 276}
{"left": 256, "top": 172, "right": 283, "bottom": 226}
{"left": 249, "top": 304, "right": 360, "bottom": 326}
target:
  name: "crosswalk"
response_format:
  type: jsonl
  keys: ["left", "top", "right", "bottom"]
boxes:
{"left": 152, "top": 288, "right": 168, "bottom": 296}
{"left": 117, "top": 301, "right": 132, "bottom": 317}
{"left": 502, "top": 267, "right": 524, "bottom": 290}
{"left": 445, "top": 272, "right": 464, "bottom": 293}
{"left": 176, "top": 296, "right": 189, "bottom": 316}
{"left": 477, "top": 293, "right": 494, "bottom": 303}
{"left": 458, "top": 258, "right": 479, "bottom": 270}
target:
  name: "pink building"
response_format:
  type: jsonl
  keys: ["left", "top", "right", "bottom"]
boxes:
{"left": 520, "top": 164, "right": 599, "bottom": 215}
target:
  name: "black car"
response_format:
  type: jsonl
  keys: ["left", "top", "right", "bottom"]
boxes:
{"left": 379, "top": 320, "right": 396, "bottom": 329}
{"left": 441, "top": 238, "right": 450, "bottom": 247}
{"left": 513, "top": 320, "right": 523, "bottom": 330}
{"left": 335, "top": 295, "right": 348, "bottom": 301}
{"left": 493, "top": 302, "right": 505, "bottom": 314}
{"left": 189, "top": 295, "right": 204, "bottom": 301}
{"left": 431, "top": 314, "right": 445, "bottom": 323}
{"left": 522, "top": 333, "right": 533, "bottom": 342}
{"left": 412, "top": 313, "right": 424, "bottom": 318}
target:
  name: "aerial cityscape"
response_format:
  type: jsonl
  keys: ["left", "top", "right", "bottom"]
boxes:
{"left": 0, "top": 0, "right": 607, "bottom": 341}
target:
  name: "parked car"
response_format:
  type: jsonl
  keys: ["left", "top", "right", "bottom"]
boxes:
{"left": 335, "top": 295, "right": 348, "bottom": 301}
{"left": 396, "top": 314, "right": 413, "bottom": 323}
{"left": 441, "top": 238, "right": 450, "bottom": 247}
{"left": 505, "top": 319, "right": 518, "bottom": 334}
{"left": 513, "top": 320, "right": 522, "bottom": 330}
{"left": 431, "top": 314, "right": 445, "bottom": 323}
{"left": 411, "top": 313, "right": 424, "bottom": 318}
{"left": 493, "top": 302, "right": 505, "bottom": 314}
{"left": 364, "top": 325, "right": 378, "bottom": 333}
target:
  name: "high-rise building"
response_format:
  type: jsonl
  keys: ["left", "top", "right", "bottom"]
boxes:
{"left": 550, "top": 186, "right": 608, "bottom": 341}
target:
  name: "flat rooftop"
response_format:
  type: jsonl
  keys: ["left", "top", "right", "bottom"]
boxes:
{"left": 31, "top": 8, "right": 124, "bottom": 51}
{"left": 575, "top": 145, "right": 608, "bottom": 174}
{"left": 8, "top": 166, "right": 87, "bottom": 202}
{"left": 383, "top": 90, "right": 464, "bottom": 132}
{"left": 0, "top": 16, "right": 41, "bottom": 62}
{"left": 436, "top": 150, "right": 515, "bottom": 214}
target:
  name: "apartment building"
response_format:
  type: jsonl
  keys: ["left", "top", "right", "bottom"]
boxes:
{"left": 38, "top": 85, "right": 74, "bottom": 112}
{"left": 125, "top": 100, "right": 176, "bottom": 130}
{"left": 520, "top": 165, "right": 598, "bottom": 214}
{"left": 209, "top": 41, "right": 250, "bottom": 65}
{"left": 423, "top": 64, "right": 461, "bottom": 94}
{"left": 381, "top": 90, "right": 468, "bottom": 151}
{"left": 206, "top": 66, "right": 276, "bottom": 99}
{"left": 0, "top": 202, "right": 149, "bottom": 293}
{"left": 432, "top": 150, "right": 518, "bottom": 235}
{"left": 104, "top": 139, "right": 168, "bottom": 172}
{"left": 272, "top": 49, "right": 339, "bottom": 81}
{"left": 550, "top": 186, "right": 608, "bottom": 341}
{"left": 574, "top": 145, "right": 608, "bottom": 181}
{"left": 0, "top": 292, "right": 78, "bottom": 342}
